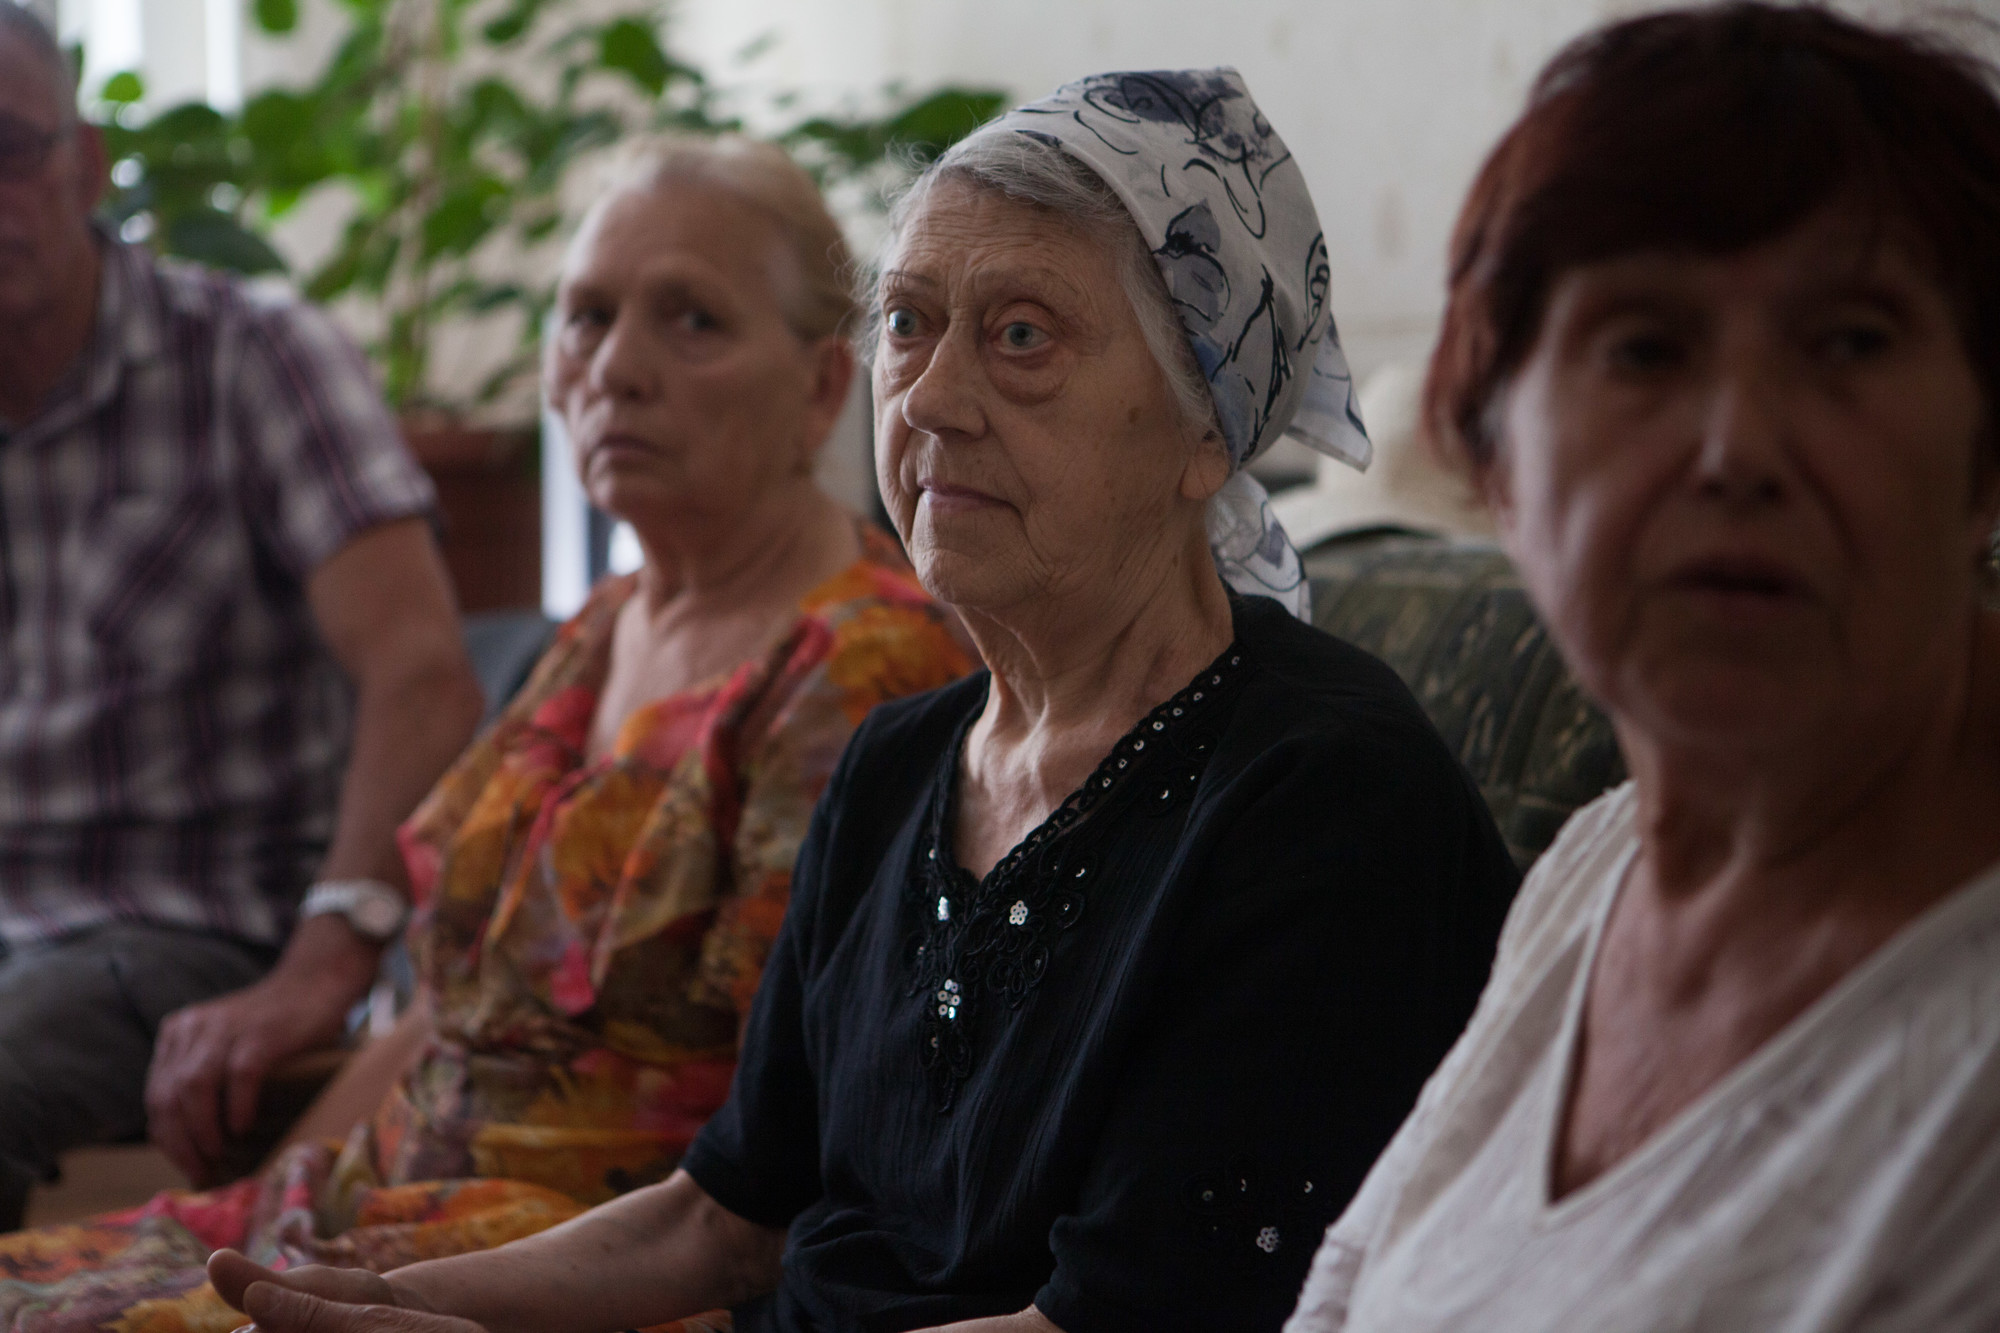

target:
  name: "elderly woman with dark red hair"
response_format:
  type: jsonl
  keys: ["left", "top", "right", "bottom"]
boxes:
{"left": 1288, "top": 6, "right": 2000, "bottom": 1331}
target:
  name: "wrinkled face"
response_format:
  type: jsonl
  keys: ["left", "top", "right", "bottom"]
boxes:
{"left": 874, "top": 180, "right": 1223, "bottom": 615}
{"left": 547, "top": 182, "right": 845, "bottom": 533}
{"left": 1492, "top": 207, "right": 1998, "bottom": 759}
{"left": 0, "top": 36, "right": 102, "bottom": 323}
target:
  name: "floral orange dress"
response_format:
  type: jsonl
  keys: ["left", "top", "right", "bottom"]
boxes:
{"left": 0, "top": 528, "right": 973, "bottom": 1333}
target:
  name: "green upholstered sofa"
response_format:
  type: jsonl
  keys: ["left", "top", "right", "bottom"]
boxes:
{"left": 1304, "top": 533, "right": 1626, "bottom": 872}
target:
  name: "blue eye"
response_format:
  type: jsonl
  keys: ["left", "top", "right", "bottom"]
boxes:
{"left": 885, "top": 308, "right": 919, "bottom": 337}
{"left": 1001, "top": 321, "right": 1045, "bottom": 350}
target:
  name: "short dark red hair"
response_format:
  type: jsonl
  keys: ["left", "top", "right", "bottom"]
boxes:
{"left": 1427, "top": 3, "right": 2000, "bottom": 470}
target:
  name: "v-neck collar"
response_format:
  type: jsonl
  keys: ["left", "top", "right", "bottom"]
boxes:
{"left": 1536, "top": 825, "right": 2000, "bottom": 1222}
{"left": 924, "top": 629, "right": 1248, "bottom": 894}
{"left": 905, "top": 618, "right": 1251, "bottom": 1113}
{"left": 575, "top": 522, "right": 896, "bottom": 766}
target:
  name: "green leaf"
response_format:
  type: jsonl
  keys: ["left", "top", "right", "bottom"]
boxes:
{"left": 464, "top": 79, "right": 531, "bottom": 139}
{"left": 241, "top": 89, "right": 315, "bottom": 157}
{"left": 163, "top": 208, "right": 288, "bottom": 274}
{"left": 144, "top": 101, "right": 229, "bottom": 139}
{"left": 100, "top": 71, "right": 145, "bottom": 104}
{"left": 882, "top": 87, "right": 1007, "bottom": 159}
{"left": 481, "top": 0, "right": 551, "bottom": 45}
{"left": 304, "top": 243, "right": 362, "bottom": 303}
{"left": 467, "top": 281, "right": 526, "bottom": 312}
{"left": 597, "top": 18, "right": 669, "bottom": 96}
{"left": 252, "top": 0, "right": 299, "bottom": 34}
{"left": 784, "top": 86, "right": 1006, "bottom": 174}
{"left": 354, "top": 232, "right": 399, "bottom": 293}
{"left": 152, "top": 0, "right": 1007, "bottom": 416}
{"left": 421, "top": 175, "right": 509, "bottom": 258}
{"left": 482, "top": 11, "right": 526, "bottom": 42}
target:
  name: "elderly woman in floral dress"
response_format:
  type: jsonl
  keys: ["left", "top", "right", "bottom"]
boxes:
{"left": 0, "top": 135, "right": 970, "bottom": 1333}
{"left": 203, "top": 70, "right": 1519, "bottom": 1333}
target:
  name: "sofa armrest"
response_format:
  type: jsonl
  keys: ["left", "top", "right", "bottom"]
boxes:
{"left": 1304, "top": 533, "right": 1625, "bottom": 871}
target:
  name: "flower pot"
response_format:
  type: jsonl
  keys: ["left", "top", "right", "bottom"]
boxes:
{"left": 400, "top": 418, "right": 543, "bottom": 613}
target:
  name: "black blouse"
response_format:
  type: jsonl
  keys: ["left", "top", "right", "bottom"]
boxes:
{"left": 681, "top": 595, "right": 1520, "bottom": 1333}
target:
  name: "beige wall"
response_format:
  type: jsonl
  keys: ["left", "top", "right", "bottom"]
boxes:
{"left": 64, "top": 0, "right": 2000, "bottom": 391}
{"left": 52, "top": 0, "right": 2000, "bottom": 592}
{"left": 672, "top": 0, "right": 1996, "bottom": 383}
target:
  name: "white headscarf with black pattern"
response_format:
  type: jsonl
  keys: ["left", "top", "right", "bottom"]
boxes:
{"left": 973, "top": 67, "right": 1371, "bottom": 618}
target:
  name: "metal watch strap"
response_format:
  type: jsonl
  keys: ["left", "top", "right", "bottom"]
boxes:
{"left": 299, "top": 877, "right": 409, "bottom": 941}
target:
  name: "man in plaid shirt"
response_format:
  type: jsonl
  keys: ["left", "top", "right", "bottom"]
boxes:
{"left": 0, "top": 6, "right": 484, "bottom": 1221}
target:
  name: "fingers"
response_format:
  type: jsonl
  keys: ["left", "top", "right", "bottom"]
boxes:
{"left": 147, "top": 1008, "right": 226, "bottom": 1184}
{"left": 244, "top": 1281, "right": 362, "bottom": 1333}
{"left": 149, "top": 966, "right": 362, "bottom": 1177}
{"left": 270, "top": 1266, "right": 398, "bottom": 1307}
{"left": 242, "top": 1279, "right": 485, "bottom": 1333}
{"left": 147, "top": 998, "right": 284, "bottom": 1182}
{"left": 225, "top": 1039, "right": 272, "bottom": 1138}
{"left": 210, "top": 1252, "right": 397, "bottom": 1313}
{"left": 209, "top": 1249, "right": 277, "bottom": 1310}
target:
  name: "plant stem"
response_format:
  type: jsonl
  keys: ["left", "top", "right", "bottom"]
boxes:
{"left": 395, "top": 0, "right": 447, "bottom": 411}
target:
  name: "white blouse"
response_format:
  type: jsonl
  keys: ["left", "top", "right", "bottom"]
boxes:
{"left": 1287, "top": 784, "right": 2000, "bottom": 1333}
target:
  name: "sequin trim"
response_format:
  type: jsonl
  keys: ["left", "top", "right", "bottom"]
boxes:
{"left": 904, "top": 642, "right": 1247, "bottom": 1111}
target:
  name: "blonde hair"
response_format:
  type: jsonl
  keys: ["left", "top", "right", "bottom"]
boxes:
{"left": 602, "top": 133, "right": 858, "bottom": 342}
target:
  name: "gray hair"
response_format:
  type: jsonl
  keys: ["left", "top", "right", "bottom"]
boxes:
{"left": 873, "top": 131, "right": 1221, "bottom": 439}
{"left": 0, "top": 1, "right": 77, "bottom": 125}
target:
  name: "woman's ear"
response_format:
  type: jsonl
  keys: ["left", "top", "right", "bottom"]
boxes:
{"left": 1179, "top": 429, "right": 1232, "bottom": 503}
{"left": 798, "top": 337, "right": 858, "bottom": 470}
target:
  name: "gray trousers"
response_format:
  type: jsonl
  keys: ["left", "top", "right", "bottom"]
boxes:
{"left": 0, "top": 923, "right": 274, "bottom": 1229}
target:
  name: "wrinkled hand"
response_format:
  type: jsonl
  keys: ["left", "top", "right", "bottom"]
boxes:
{"left": 209, "top": 1250, "right": 484, "bottom": 1333}
{"left": 147, "top": 918, "right": 377, "bottom": 1184}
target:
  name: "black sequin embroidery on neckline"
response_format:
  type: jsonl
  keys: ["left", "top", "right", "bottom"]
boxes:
{"left": 903, "top": 640, "right": 1248, "bottom": 1111}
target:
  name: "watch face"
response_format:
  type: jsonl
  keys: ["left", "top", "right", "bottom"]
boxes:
{"left": 352, "top": 893, "right": 404, "bottom": 938}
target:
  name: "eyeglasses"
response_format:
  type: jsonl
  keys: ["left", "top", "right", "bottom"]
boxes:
{"left": 0, "top": 114, "right": 70, "bottom": 182}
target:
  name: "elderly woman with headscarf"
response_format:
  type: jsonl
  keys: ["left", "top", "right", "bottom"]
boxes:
{"left": 1287, "top": 8, "right": 2000, "bottom": 1331}
{"left": 203, "top": 70, "right": 1520, "bottom": 1333}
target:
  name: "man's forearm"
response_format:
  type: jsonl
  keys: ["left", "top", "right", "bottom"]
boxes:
{"left": 387, "top": 1171, "right": 783, "bottom": 1333}
{"left": 318, "top": 647, "right": 482, "bottom": 886}
{"left": 307, "top": 517, "right": 483, "bottom": 890}
{"left": 264, "top": 915, "right": 382, "bottom": 1005}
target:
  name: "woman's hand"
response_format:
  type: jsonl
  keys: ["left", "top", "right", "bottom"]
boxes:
{"left": 922, "top": 1308, "right": 1065, "bottom": 1333}
{"left": 209, "top": 1173, "right": 782, "bottom": 1333}
{"left": 208, "top": 1250, "right": 485, "bottom": 1333}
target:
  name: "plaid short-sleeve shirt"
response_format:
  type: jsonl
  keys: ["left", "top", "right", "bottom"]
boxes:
{"left": 0, "top": 234, "right": 436, "bottom": 948}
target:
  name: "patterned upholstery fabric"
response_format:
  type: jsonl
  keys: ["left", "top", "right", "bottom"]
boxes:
{"left": 1304, "top": 533, "right": 1625, "bottom": 871}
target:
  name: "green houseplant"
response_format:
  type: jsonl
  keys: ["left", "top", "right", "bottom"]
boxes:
{"left": 89, "top": 3, "right": 1001, "bottom": 607}
{"left": 94, "top": 0, "right": 1003, "bottom": 416}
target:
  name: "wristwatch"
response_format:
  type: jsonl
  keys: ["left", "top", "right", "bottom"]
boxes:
{"left": 299, "top": 878, "right": 409, "bottom": 942}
